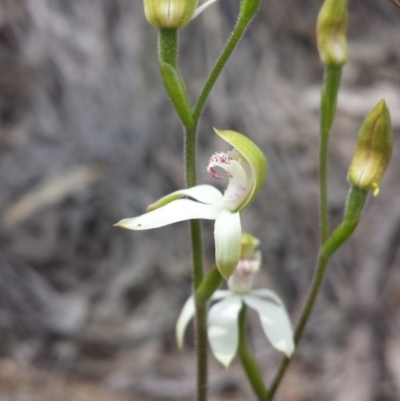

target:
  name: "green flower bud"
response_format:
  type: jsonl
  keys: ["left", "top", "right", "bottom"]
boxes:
{"left": 316, "top": 0, "right": 348, "bottom": 66}
{"left": 347, "top": 100, "right": 393, "bottom": 196}
{"left": 240, "top": 232, "right": 260, "bottom": 259}
{"left": 144, "top": 0, "right": 198, "bottom": 29}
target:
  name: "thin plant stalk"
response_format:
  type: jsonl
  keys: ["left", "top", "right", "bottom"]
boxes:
{"left": 193, "top": 0, "right": 261, "bottom": 123}
{"left": 185, "top": 125, "right": 208, "bottom": 401}
{"left": 319, "top": 65, "right": 342, "bottom": 244}
{"left": 266, "top": 66, "right": 353, "bottom": 399}
{"left": 238, "top": 305, "right": 269, "bottom": 401}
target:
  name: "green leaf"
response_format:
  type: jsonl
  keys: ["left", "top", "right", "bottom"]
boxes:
{"left": 159, "top": 61, "right": 193, "bottom": 127}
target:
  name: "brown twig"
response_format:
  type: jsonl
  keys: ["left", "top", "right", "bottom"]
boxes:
{"left": 388, "top": 0, "right": 400, "bottom": 8}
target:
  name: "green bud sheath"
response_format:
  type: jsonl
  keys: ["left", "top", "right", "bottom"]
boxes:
{"left": 347, "top": 100, "right": 393, "bottom": 196}
{"left": 144, "top": 0, "right": 198, "bottom": 29}
{"left": 317, "top": 0, "right": 348, "bottom": 66}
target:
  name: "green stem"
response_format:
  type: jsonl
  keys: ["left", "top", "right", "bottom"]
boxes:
{"left": 322, "top": 186, "right": 368, "bottom": 258}
{"left": 158, "top": 28, "right": 178, "bottom": 68}
{"left": 266, "top": 187, "right": 368, "bottom": 400}
{"left": 238, "top": 305, "right": 269, "bottom": 401}
{"left": 319, "top": 65, "right": 342, "bottom": 244}
{"left": 266, "top": 254, "right": 329, "bottom": 401}
{"left": 185, "top": 126, "right": 207, "bottom": 401}
{"left": 193, "top": 0, "right": 261, "bottom": 123}
{"left": 196, "top": 266, "right": 223, "bottom": 304}
{"left": 158, "top": 29, "right": 194, "bottom": 128}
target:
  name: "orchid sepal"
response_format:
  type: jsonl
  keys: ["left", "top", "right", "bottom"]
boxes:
{"left": 147, "top": 185, "right": 223, "bottom": 211}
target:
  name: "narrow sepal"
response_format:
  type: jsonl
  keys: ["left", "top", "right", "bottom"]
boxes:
{"left": 115, "top": 199, "right": 221, "bottom": 230}
{"left": 176, "top": 296, "right": 195, "bottom": 350}
{"left": 147, "top": 185, "right": 223, "bottom": 211}
{"left": 244, "top": 295, "right": 295, "bottom": 357}
{"left": 192, "top": 0, "right": 218, "bottom": 19}
{"left": 208, "top": 296, "right": 242, "bottom": 367}
{"left": 214, "top": 209, "right": 242, "bottom": 279}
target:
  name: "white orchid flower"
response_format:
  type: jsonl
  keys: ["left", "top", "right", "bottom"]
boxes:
{"left": 176, "top": 234, "right": 295, "bottom": 367}
{"left": 115, "top": 129, "right": 267, "bottom": 279}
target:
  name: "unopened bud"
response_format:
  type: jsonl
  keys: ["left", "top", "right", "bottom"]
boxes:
{"left": 347, "top": 100, "right": 393, "bottom": 196}
{"left": 228, "top": 233, "right": 261, "bottom": 294}
{"left": 317, "top": 0, "right": 348, "bottom": 66}
{"left": 144, "top": 0, "right": 198, "bottom": 29}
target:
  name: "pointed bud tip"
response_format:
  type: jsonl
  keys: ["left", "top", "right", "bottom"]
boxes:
{"left": 317, "top": 0, "right": 348, "bottom": 66}
{"left": 347, "top": 99, "right": 393, "bottom": 194}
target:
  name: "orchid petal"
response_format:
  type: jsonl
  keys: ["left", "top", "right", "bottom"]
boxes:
{"left": 211, "top": 290, "right": 231, "bottom": 300}
{"left": 244, "top": 295, "right": 295, "bottom": 357}
{"left": 208, "top": 296, "right": 242, "bottom": 367}
{"left": 214, "top": 129, "right": 267, "bottom": 212}
{"left": 176, "top": 296, "right": 195, "bottom": 350}
{"left": 148, "top": 185, "right": 223, "bottom": 211}
{"left": 214, "top": 209, "right": 241, "bottom": 279}
{"left": 207, "top": 152, "right": 249, "bottom": 211}
{"left": 250, "top": 289, "right": 285, "bottom": 308}
{"left": 115, "top": 199, "right": 222, "bottom": 230}
{"left": 192, "top": 0, "right": 219, "bottom": 19}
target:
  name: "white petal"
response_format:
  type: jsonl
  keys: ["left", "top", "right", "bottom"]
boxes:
{"left": 115, "top": 199, "right": 222, "bottom": 230}
{"left": 250, "top": 289, "right": 285, "bottom": 308}
{"left": 214, "top": 209, "right": 241, "bottom": 279}
{"left": 211, "top": 290, "right": 231, "bottom": 300}
{"left": 176, "top": 296, "right": 195, "bottom": 350}
{"left": 192, "top": 0, "right": 219, "bottom": 19}
{"left": 148, "top": 185, "right": 223, "bottom": 210}
{"left": 207, "top": 152, "right": 250, "bottom": 212}
{"left": 244, "top": 295, "right": 295, "bottom": 357}
{"left": 208, "top": 296, "right": 242, "bottom": 367}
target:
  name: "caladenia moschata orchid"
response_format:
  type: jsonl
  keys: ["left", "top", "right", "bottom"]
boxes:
{"left": 176, "top": 233, "right": 295, "bottom": 367}
{"left": 115, "top": 129, "right": 267, "bottom": 279}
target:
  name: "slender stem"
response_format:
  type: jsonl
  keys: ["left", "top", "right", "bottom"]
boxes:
{"left": 266, "top": 185, "right": 368, "bottom": 400}
{"left": 266, "top": 254, "right": 329, "bottom": 401}
{"left": 319, "top": 65, "right": 342, "bottom": 244}
{"left": 193, "top": 0, "right": 261, "bottom": 123}
{"left": 238, "top": 305, "right": 269, "bottom": 401}
{"left": 185, "top": 126, "right": 207, "bottom": 401}
{"left": 158, "top": 28, "right": 178, "bottom": 69}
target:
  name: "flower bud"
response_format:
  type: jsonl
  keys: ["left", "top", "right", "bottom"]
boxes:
{"left": 228, "top": 233, "right": 261, "bottom": 294}
{"left": 347, "top": 100, "right": 393, "bottom": 196}
{"left": 144, "top": 0, "right": 198, "bottom": 29}
{"left": 316, "top": 0, "right": 348, "bottom": 66}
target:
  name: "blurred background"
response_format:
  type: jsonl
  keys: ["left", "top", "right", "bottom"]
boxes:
{"left": 0, "top": 0, "right": 399, "bottom": 400}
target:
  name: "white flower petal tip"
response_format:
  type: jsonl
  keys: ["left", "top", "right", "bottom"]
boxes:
{"left": 176, "top": 297, "right": 195, "bottom": 350}
{"left": 114, "top": 199, "right": 222, "bottom": 231}
{"left": 212, "top": 128, "right": 267, "bottom": 212}
{"left": 244, "top": 295, "right": 295, "bottom": 358}
{"left": 114, "top": 218, "right": 134, "bottom": 229}
{"left": 192, "top": 0, "right": 219, "bottom": 19}
{"left": 208, "top": 296, "right": 242, "bottom": 367}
